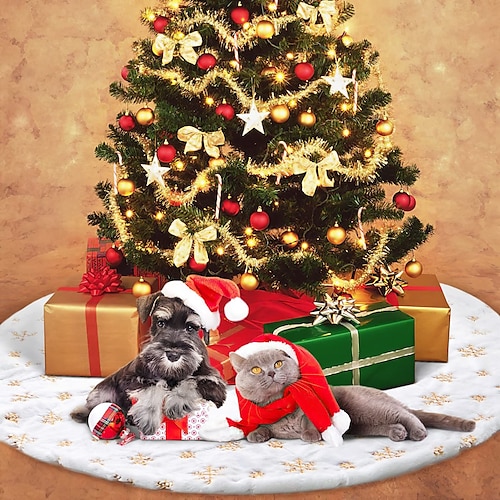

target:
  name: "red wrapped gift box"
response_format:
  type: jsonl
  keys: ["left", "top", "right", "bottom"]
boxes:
{"left": 208, "top": 289, "right": 315, "bottom": 383}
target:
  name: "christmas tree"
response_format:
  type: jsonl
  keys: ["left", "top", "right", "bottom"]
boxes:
{"left": 89, "top": 0, "right": 433, "bottom": 297}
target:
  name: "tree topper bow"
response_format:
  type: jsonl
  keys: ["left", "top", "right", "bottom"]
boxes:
{"left": 296, "top": 1, "right": 338, "bottom": 34}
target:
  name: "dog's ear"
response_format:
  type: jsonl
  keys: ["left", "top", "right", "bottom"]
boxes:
{"left": 136, "top": 291, "right": 164, "bottom": 323}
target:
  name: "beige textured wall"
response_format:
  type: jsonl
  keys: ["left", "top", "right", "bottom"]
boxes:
{"left": 1, "top": 0, "right": 499, "bottom": 322}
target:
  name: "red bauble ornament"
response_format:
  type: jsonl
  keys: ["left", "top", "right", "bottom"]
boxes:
{"left": 188, "top": 256, "right": 207, "bottom": 272}
{"left": 230, "top": 6, "right": 250, "bottom": 25}
{"left": 294, "top": 62, "right": 315, "bottom": 81}
{"left": 157, "top": 144, "right": 176, "bottom": 163}
{"left": 118, "top": 114, "right": 135, "bottom": 131}
{"left": 105, "top": 245, "right": 124, "bottom": 268}
{"left": 153, "top": 16, "right": 169, "bottom": 33}
{"left": 393, "top": 191, "right": 416, "bottom": 211}
{"left": 250, "top": 208, "right": 270, "bottom": 231}
{"left": 221, "top": 198, "right": 240, "bottom": 216}
{"left": 120, "top": 66, "right": 129, "bottom": 81}
{"left": 215, "top": 102, "right": 235, "bottom": 120}
{"left": 197, "top": 53, "right": 217, "bottom": 71}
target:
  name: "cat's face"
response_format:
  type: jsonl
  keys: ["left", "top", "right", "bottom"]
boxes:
{"left": 229, "top": 348, "right": 300, "bottom": 405}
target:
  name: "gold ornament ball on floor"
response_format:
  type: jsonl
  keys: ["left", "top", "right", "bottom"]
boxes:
{"left": 240, "top": 272, "right": 259, "bottom": 291}
{"left": 117, "top": 178, "right": 136, "bottom": 196}
{"left": 270, "top": 104, "right": 290, "bottom": 123}
{"left": 327, "top": 224, "right": 347, "bottom": 245}
{"left": 375, "top": 118, "right": 394, "bottom": 136}
{"left": 297, "top": 109, "right": 316, "bottom": 127}
{"left": 136, "top": 107, "right": 155, "bottom": 126}
{"left": 405, "top": 259, "right": 423, "bottom": 278}
{"left": 281, "top": 230, "right": 299, "bottom": 248}
{"left": 132, "top": 277, "right": 153, "bottom": 297}
{"left": 256, "top": 20, "right": 275, "bottom": 39}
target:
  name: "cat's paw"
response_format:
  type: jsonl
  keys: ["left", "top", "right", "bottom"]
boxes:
{"left": 247, "top": 426, "right": 272, "bottom": 443}
{"left": 388, "top": 424, "right": 408, "bottom": 441}
{"left": 409, "top": 426, "right": 427, "bottom": 441}
{"left": 301, "top": 428, "right": 321, "bottom": 443}
{"left": 461, "top": 420, "right": 476, "bottom": 432}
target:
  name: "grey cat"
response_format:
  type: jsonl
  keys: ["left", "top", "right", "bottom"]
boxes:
{"left": 229, "top": 348, "right": 476, "bottom": 443}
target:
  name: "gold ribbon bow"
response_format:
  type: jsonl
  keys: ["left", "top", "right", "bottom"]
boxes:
{"left": 154, "top": 31, "right": 202, "bottom": 65}
{"left": 292, "top": 151, "right": 340, "bottom": 196}
{"left": 177, "top": 126, "right": 225, "bottom": 158}
{"left": 168, "top": 218, "right": 217, "bottom": 267}
{"left": 296, "top": 1, "right": 337, "bottom": 33}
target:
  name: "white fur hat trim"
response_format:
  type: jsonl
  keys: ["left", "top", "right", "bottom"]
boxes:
{"left": 234, "top": 339, "right": 298, "bottom": 364}
{"left": 161, "top": 280, "right": 220, "bottom": 331}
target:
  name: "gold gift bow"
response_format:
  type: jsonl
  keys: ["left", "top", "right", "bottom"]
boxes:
{"left": 177, "top": 126, "right": 225, "bottom": 158}
{"left": 168, "top": 218, "right": 217, "bottom": 267}
{"left": 291, "top": 150, "right": 340, "bottom": 196}
{"left": 296, "top": 1, "right": 338, "bottom": 34}
{"left": 154, "top": 31, "right": 202, "bottom": 65}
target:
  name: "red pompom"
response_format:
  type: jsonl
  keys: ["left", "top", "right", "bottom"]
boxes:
{"left": 294, "top": 62, "right": 315, "bottom": 81}
{"left": 118, "top": 114, "right": 135, "bottom": 131}
{"left": 215, "top": 102, "right": 235, "bottom": 120}
{"left": 153, "top": 16, "right": 169, "bottom": 33}
{"left": 157, "top": 144, "right": 176, "bottom": 163}
{"left": 230, "top": 6, "right": 250, "bottom": 25}
{"left": 221, "top": 198, "right": 240, "bottom": 216}
{"left": 392, "top": 191, "right": 416, "bottom": 211}
{"left": 197, "top": 53, "right": 217, "bottom": 71}
{"left": 250, "top": 209, "right": 270, "bottom": 231}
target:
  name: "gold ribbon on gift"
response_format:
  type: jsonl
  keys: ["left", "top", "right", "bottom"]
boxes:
{"left": 272, "top": 305, "right": 414, "bottom": 385}
{"left": 154, "top": 31, "right": 202, "bottom": 65}
{"left": 292, "top": 150, "right": 340, "bottom": 196}
{"left": 177, "top": 126, "right": 225, "bottom": 158}
{"left": 168, "top": 218, "right": 217, "bottom": 267}
{"left": 296, "top": 1, "right": 337, "bottom": 33}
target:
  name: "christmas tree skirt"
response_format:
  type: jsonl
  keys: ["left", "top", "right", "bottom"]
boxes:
{"left": 0, "top": 285, "right": 498, "bottom": 495}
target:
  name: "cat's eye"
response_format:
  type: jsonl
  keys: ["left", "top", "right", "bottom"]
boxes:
{"left": 251, "top": 366, "right": 262, "bottom": 374}
{"left": 274, "top": 360, "right": 284, "bottom": 369}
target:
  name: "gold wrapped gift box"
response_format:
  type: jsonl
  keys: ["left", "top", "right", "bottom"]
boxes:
{"left": 352, "top": 274, "right": 450, "bottom": 362}
{"left": 44, "top": 276, "right": 158, "bottom": 377}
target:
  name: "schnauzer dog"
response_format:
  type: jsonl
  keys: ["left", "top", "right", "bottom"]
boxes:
{"left": 70, "top": 292, "right": 227, "bottom": 435}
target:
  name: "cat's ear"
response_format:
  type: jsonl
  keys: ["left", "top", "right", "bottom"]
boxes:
{"left": 229, "top": 352, "right": 246, "bottom": 372}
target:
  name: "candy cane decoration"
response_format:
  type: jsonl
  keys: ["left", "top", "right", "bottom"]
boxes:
{"left": 276, "top": 141, "right": 288, "bottom": 185}
{"left": 357, "top": 206, "right": 367, "bottom": 250}
{"left": 233, "top": 33, "right": 241, "bottom": 71}
{"left": 352, "top": 69, "right": 358, "bottom": 114}
{"left": 113, "top": 151, "right": 123, "bottom": 194}
{"left": 214, "top": 173, "right": 223, "bottom": 220}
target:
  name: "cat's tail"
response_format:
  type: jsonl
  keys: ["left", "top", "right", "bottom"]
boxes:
{"left": 410, "top": 410, "right": 476, "bottom": 432}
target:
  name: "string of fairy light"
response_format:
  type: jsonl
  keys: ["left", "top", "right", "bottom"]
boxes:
{"left": 109, "top": 1, "right": 401, "bottom": 290}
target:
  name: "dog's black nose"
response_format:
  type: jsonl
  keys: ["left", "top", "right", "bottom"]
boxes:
{"left": 166, "top": 352, "right": 181, "bottom": 362}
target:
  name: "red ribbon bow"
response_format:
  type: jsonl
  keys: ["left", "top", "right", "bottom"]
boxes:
{"left": 78, "top": 267, "right": 123, "bottom": 296}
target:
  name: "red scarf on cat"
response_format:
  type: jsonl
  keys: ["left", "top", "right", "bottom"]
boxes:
{"left": 227, "top": 334, "right": 341, "bottom": 435}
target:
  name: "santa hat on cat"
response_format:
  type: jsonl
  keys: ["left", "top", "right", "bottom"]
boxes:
{"left": 228, "top": 334, "right": 351, "bottom": 446}
{"left": 161, "top": 275, "right": 249, "bottom": 331}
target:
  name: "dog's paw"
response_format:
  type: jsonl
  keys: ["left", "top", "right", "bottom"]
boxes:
{"left": 196, "top": 376, "right": 227, "bottom": 408}
{"left": 163, "top": 396, "right": 200, "bottom": 420}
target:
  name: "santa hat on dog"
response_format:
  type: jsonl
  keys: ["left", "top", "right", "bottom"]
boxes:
{"left": 228, "top": 334, "right": 351, "bottom": 446}
{"left": 161, "top": 275, "right": 249, "bottom": 331}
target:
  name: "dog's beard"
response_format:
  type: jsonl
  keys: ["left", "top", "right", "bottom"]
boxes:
{"left": 139, "top": 336, "right": 204, "bottom": 384}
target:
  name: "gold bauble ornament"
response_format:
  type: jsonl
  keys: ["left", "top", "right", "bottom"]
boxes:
{"left": 260, "top": 66, "right": 277, "bottom": 77}
{"left": 270, "top": 104, "right": 290, "bottom": 123}
{"left": 256, "top": 20, "right": 275, "bottom": 39}
{"left": 405, "top": 258, "right": 423, "bottom": 278}
{"left": 117, "top": 178, "right": 135, "bottom": 197}
{"left": 132, "top": 277, "right": 153, "bottom": 297}
{"left": 152, "top": 40, "right": 163, "bottom": 56}
{"left": 240, "top": 272, "right": 259, "bottom": 291}
{"left": 297, "top": 109, "right": 316, "bottom": 127}
{"left": 341, "top": 33, "right": 354, "bottom": 47}
{"left": 136, "top": 107, "right": 155, "bottom": 126}
{"left": 327, "top": 224, "right": 347, "bottom": 245}
{"left": 281, "top": 230, "right": 299, "bottom": 249}
{"left": 376, "top": 118, "right": 394, "bottom": 136}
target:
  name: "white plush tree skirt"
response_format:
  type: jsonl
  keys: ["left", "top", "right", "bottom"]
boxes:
{"left": 0, "top": 285, "right": 499, "bottom": 494}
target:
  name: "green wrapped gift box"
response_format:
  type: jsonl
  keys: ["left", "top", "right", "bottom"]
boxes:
{"left": 263, "top": 304, "right": 415, "bottom": 390}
